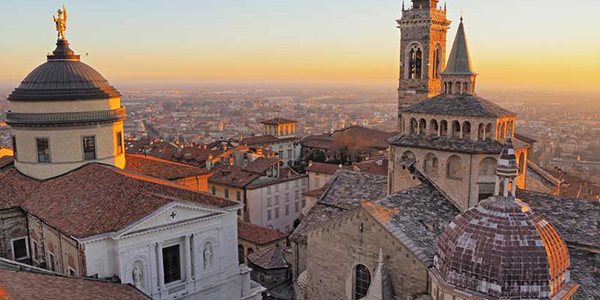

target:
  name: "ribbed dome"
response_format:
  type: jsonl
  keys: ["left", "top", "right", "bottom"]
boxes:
{"left": 8, "top": 39, "right": 120, "bottom": 101}
{"left": 436, "top": 196, "right": 571, "bottom": 299}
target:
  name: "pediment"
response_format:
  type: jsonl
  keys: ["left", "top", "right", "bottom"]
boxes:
{"left": 116, "top": 203, "right": 224, "bottom": 238}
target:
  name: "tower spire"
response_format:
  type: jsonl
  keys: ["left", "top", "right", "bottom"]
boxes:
{"left": 441, "top": 17, "right": 478, "bottom": 95}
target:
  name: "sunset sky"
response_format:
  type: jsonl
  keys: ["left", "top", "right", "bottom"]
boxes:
{"left": 2, "top": 0, "right": 599, "bottom": 92}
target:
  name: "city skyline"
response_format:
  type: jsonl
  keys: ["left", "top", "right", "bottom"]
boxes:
{"left": 1, "top": 0, "right": 599, "bottom": 94}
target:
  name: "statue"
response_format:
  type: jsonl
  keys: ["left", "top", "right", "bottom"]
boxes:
{"left": 53, "top": 5, "right": 67, "bottom": 40}
{"left": 203, "top": 244, "right": 213, "bottom": 269}
{"left": 132, "top": 266, "right": 143, "bottom": 288}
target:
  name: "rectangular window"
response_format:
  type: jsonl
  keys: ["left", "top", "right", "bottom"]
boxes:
{"left": 267, "top": 186, "right": 272, "bottom": 194}
{"left": 302, "top": 198, "right": 306, "bottom": 208}
{"left": 285, "top": 193, "right": 290, "bottom": 202}
{"left": 295, "top": 190, "right": 299, "bottom": 200}
{"left": 267, "top": 210, "right": 272, "bottom": 220}
{"left": 275, "top": 207, "right": 280, "bottom": 218}
{"left": 275, "top": 185, "right": 279, "bottom": 192}
{"left": 48, "top": 252, "right": 55, "bottom": 271}
{"left": 285, "top": 181, "right": 290, "bottom": 190}
{"left": 68, "top": 267, "right": 76, "bottom": 276}
{"left": 162, "top": 244, "right": 181, "bottom": 284}
{"left": 11, "top": 237, "right": 28, "bottom": 260}
{"left": 275, "top": 195, "right": 280, "bottom": 205}
{"left": 285, "top": 204, "right": 289, "bottom": 215}
{"left": 279, "top": 151, "right": 283, "bottom": 158}
{"left": 267, "top": 197, "right": 272, "bottom": 207}
{"left": 212, "top": 186, "right": 216, "bottom": 195}
{"left": 82, "top": 136, "right": 96, "bottom": 160}
{"left": 287, "top": 149, "right": 292, "bottom": 159}
{"left": 295, "top": 201, "right": 299, "bottom": 212}
{"left": 116, "top": 131, "right": 123, "bottom": 155}
{"left": 12, "top": 136, "right": 17, "bottom": 160}
{"left": 225, "top": 189, "right": 229, "bottom": 199}
{"left": 236, "top": 191, "right": 241, "bottom": 201}
{"left": 36, "top": 138, "right": 50, "bottom": 163}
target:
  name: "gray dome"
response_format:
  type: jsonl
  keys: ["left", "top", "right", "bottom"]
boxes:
{"left": 8, "top": 39, "right": 120, "bottom": 101}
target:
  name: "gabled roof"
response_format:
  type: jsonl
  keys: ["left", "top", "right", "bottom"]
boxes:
{"left": 247, "top": 244, "right": 288, "bottom": 270}
{"left": 208, "top": 166, "right": 260, "bottom": 188}
{"left": 260, "top": 118, "right": 298, "bottom": 125}
{"left": 244, "top": 157, "right": 281, "bottom": 174}
{"left": 238, "top": 221, "right": 287, "bottom": 245}
{"left": 0, "top": 164, "right": 238, "bottom": 239}
{"left": 305, "top": 162, "right": 345, "bottom": 175}
{"left": 442, "top": 18, "right": 475, "bottom": 76}
{"left": 402, "top": 94, "right": 514, "bottom": 118}
{"left": 124, "top": 154, "right": 210, "bottom": 180}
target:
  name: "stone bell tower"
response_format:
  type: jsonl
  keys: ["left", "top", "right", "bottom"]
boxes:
{"left": 397, "top": 0, "right": 451, "bottom": 130}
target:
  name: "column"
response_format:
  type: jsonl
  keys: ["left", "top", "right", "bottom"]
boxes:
{"left": 459, "top": 123, "right": 464, "bottom": 139}
{"left": 438, "top": 122, "right": 441, "bottom": 137}
{"left": 511, "top": 179, "right": 517, "bottom": 197}
{"left": 157, "top": 242, "right": 166, "bottom": 291}
{"left": 503, "top": 178, "right": 510, "bottom": 197}
{"left": 494, "top": 176, "right": 500, "bottom": 196}
{"left": 191, "top": 233, "right": 198, "bottom": 279}
{"left": 185, "top": 235, "right": 193, "bottom": 283}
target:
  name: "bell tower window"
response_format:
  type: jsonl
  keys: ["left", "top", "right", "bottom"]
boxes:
{"left": 433, "top": 45, "right": 442, "bottom": 79}
{"left": 408, "top": 45, "right": 423, "bottom": 79}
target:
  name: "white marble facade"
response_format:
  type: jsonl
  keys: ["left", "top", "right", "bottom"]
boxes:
{"left": 81, "top": 202, "right": 264, "bottom": 300}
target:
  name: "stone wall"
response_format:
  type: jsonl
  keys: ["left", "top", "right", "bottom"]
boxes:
{"left": 306, "top": 208, "right": 429, "bottom": 300}
{"left": 0, "top": 208, "right": 29, "bottom": 263}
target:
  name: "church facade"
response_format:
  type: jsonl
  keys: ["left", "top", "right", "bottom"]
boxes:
{"left": 293, "top": 1, "right": 599, "bottom": 299}
{"left": 0, "top": 11, "right": 264, "bottom": 300}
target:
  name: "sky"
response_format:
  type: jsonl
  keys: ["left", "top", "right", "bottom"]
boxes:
{"left": 1, "top": 0, "right": 599, "bottom": 93}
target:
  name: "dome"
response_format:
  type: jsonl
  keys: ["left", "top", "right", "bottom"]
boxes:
{"left": 435, "top": 196, "right": 572, "bottom": 299}
{"left": 8, "top": 39, "right": 120, "bottom": 101}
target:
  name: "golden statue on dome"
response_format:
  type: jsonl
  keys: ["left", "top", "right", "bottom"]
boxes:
{"left": 53, "top": 5, "right": 67, "bottom": 40}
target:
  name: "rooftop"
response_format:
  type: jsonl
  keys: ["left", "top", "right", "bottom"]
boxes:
{"left": 247, "top": 244, "right": 288, "bottom": 270}
{"left": 260, "top": 118, "right": 298, "bottom": 125}
{"left": 387, "top": 133, "right": 531, "bottom": 154}
{"left": 238, "top": 221, "right": 287, "bottom": 245}
{"left": 402, "top": 94, "right": 513, "bottom": 118}
{"left": 124, "top": 154, "right": 209, "bottom": 180}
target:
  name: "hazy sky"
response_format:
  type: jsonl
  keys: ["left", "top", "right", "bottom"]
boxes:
{"left": 2, "top": 0, "right": 599, "bottom": 92}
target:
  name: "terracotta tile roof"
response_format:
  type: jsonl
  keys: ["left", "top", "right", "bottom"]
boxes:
{"left": 0, "top": 169, "right": 40, "bottom": 210}
{"left": 208, "top": 166, "right": 259, "bottom": 188}
{"left": 247, "top": 244, "right": 288, "bottom": 270}
{"left": 241, "top": 135, "right": 279, "bottom": 146}
{"left": 7, "top": 164, "right": 238, "bottom": 239}
{"left": 260, "top": 118, "right": 297, "bottom": 125}
{"left": 245, "top": 168, "right": 306, "bottom": 190}
{"left": 305, "top": 162, "right": 344, "bottom": 175}
{"left": 244, "top": 157, "right": 281, "bottom": 174}
{"left": 300, "top": 135, "right": 336, "bottom": 151}
{"left": 303, "top": 186, "right": 327, "bottom": 198}
{"left": 124, "top": 154, "right": 209, "bottom": 180}
{"left": 0, "top": 269, "right": 149, "bottom": 299}
{"left": 353, "top": 158, "right": 388, "bottom": 176}
{"left": 238, "top": 221, "right": 287, "bottom": 245}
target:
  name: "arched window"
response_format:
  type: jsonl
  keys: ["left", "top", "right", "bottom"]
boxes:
{"left": 479, "top": 157, "right": 497, "bottom": 176}
{"left": 440, "top": 120, "right": 448, "bottom": 137}
{"left": 507, "top": 121, "right": 514, "bottom": 137}
{"left": 354, "top": 264, "right": 371, "bottom": 299}
{"left": 433, "top": 45, "right": 442, "bottom": 79}
{"left": 238, "top": 245, "right": 245, "bottom": 264}
{"left": 429, "top": 119, "right": 439, "bottom": 136}
{"left": 518, "top": 152, "right": 525, "bottom": 175}
{"left": 408, "top": 45, "right": 423, "bottom": 79}
{"left": 462, "top": 121, "right": 472, "bottom": 140}
{"left": 424, "top": 153, "right": 439, "bottom": 176}
{"left": 451, "top": 121, "right": 461, "bottom": 138}
{"left": 455, "top": 82, "right": 461, "bottom": 94}
{"left": 443, "top": 82, "right": 448, "bottom": 93}
{"left": 463, "top": 82, "right": 469, "bottom": 93}
{"left": 448, "top": 82, "right": 453, "bottom": 94}
{"left": 409, "top": 118, "right": 418, "bottom": 134}
{"left": 447, "top": 155, "right": 463, "bottom": 180}
{"left": 247, "top": 248, "right": 254, "bottom": 256}
{"left": 418, "top": 119, "right": 427, "bottom": 135}
{"left": 499, "top": 123, "right": 506, "bottom": 139}
{"left": 485, "top": 123, "right": 493, "bottom": 140}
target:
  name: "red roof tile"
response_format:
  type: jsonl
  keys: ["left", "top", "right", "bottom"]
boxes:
{"left": 0, "top": 269, "right": 149, "bottom": 299}
{"left": 244, "top": 157, "right": 281, "bottom": 174}
{"left": 0, "top": 169, "right": 40, "bottom": 210}
{"left": 125, "top": 154, "right": 209, "bottom": 180}
{"left": 14, "top": 164, "right": 238, "bottom": 238}
{"left": 305, "top": 162, "right": 345, "bottom": 175}
{"left": 238, "top": 221, "right": 287, "bottom": 245}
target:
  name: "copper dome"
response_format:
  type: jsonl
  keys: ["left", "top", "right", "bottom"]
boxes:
{"left": 8, "top": 39, "right": 120, "bottom": 101}
{"left": 435, "top": 196, "right": 571, "bottom": 299}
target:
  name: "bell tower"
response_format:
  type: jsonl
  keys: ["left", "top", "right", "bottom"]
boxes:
{"left": 397, "top": 0, "right": 451, "bottom": 129}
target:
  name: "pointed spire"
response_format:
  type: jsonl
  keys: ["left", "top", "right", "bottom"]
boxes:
{"left": 362, "top": 249, "right": 394, "bottom": 300}
{"left": 443, "top": 17, "right": 474, "bottom": 76}
{"left": 402, "top": 1, "right": 405, "bottom": 11}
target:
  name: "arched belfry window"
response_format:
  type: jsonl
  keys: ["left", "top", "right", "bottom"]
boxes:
{"left": 354, "top": 264, "right": 371, "bottom": 299}
{"left": 433, "top": 45, "right": 442, "bottom": 79}
{"left": 408, "top": 45, "right": 423, "bottom": 79}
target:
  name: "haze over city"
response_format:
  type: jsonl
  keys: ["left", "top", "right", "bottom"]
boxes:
{"left": 2, "top": 0, "right": 599, "bottom": 95}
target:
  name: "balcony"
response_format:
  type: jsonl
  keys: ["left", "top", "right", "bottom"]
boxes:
{"left": 6, "top": 108, "right": 127, "bottom": 126}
